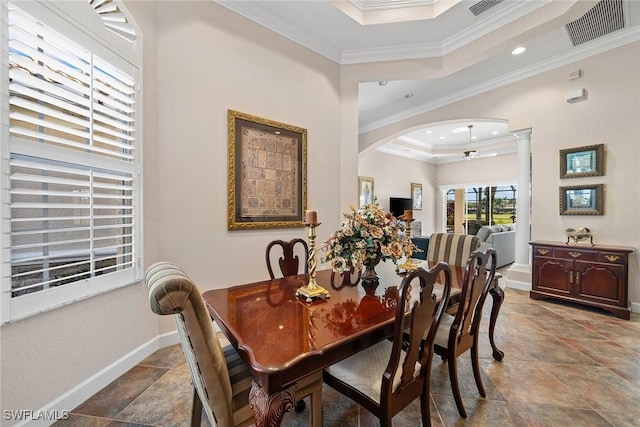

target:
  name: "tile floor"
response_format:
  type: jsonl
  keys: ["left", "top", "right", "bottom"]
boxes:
{"left": 54, "top": 286, "right": 640, "bottom": 427}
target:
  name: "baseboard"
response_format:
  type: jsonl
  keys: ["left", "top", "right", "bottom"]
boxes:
{"left": 16, "top": 330, "right": 179, "bottom": 427}
{"left": 630, "top": 301, "right": 640, "bottom": 315}
{"left": 505, "top": 279, "right": 531, "bottom": 291}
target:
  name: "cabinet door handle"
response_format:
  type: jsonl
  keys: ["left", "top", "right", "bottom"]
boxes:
{"left": 605, "top": 255, "right": 620, "bottom": 262}
{"left": 568, "top": 251, "right": 581, "bottom": 258}
{"left": 538, "top": 249, "right": 549, "bottom": 255}
{"left": 576, "top": 273, "right": 580, "bottom": 285}
{"left": 569, "top": 272, "right": 573, "bottom": 284}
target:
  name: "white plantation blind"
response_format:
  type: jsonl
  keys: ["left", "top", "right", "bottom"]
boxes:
{"left": 3, "top": 3, "right": 140, "bottom": 321}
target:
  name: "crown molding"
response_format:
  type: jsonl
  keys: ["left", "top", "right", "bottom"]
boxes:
{"left": 360, "top": 27, "right": 640, "bottom": 134}
{"left": 215, "top": 1, "right": 343, "bottom": 63}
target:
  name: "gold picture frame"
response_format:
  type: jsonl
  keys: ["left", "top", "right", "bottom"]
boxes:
{"left": 411, "top": 182, "right": 422, "bottom": 210}
{"left": 560, "top": 144, "right": 604, "bottom": 179}
{"left": 228, "top": 110, "right": 307, "bottom": 230}
{"left": 559, "top": 184, "right": 603, "bottom": 215}
{"left": 358, "top": 176, "right": 374, "bottom": 208}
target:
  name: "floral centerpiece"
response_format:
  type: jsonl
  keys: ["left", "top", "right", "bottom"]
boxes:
{"left": 321, "top": 204, "right": 417, "bottom": 284}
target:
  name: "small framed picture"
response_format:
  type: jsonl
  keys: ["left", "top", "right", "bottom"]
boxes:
{"left": 560, "top": 144, "right": 604, "bottom": 179}
{"left": 358, "top": 176, "right": 374, "bottom": 208}
{"left": 559, "top": 184, "right": 603, "bottom": 215}
{"left": 411, "top": 183, "right": 422, "bottom": 210}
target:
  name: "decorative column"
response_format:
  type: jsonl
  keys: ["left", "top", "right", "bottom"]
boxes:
{"left": 507, "top": 128, "right": 532, "bottom": 290}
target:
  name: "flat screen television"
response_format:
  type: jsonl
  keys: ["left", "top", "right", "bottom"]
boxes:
{"left": 389, "top": 197, "right": 413, "bottom": 218}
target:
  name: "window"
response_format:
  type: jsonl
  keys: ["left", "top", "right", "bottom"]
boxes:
{"left": 1, "top": 2, "right": 141, "bottom": 322}
{"left": 446, "top": 185, "right": 517, "bottom": 234}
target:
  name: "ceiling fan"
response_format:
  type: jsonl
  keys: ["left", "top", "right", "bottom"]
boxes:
{"left": 463, "top": 125, "right": 479, "bottom": 160}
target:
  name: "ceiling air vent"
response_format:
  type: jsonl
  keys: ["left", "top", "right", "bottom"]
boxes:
{"left": 565, "top": 0, "right": 624, "bottom": 46}
{"left": 469, "top": 0, "right": 503, "bottom": 16}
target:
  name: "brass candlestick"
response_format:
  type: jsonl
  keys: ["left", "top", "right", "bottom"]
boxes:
{"left": 296, "top": 223, "right": 331, "bottom": 303}
{"left": 397, "top": 218, "right": 419, "bottom": 272}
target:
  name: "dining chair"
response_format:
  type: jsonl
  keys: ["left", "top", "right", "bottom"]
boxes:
{"left": 145, "top": 262, "right": 324, "bottom": 427}
{"left": 322, "top": 263, "right": 452, "bottom": 427}
{"left": 426, "top": 232, "right": 480, "bottom": 267}
{"left": 433, "top": 248, "right": 497, "bottom": 418}
{"left": 266, "top": 238, "right": 309, "bottom": 279}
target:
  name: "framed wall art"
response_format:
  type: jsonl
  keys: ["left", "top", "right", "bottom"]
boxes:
{"left": 411, "top": 182, "right": 422, "bottom": 210}
{"left": 228, "top": 110, "right": 307, "bottom": 230}
{"left": 560, "top": 144, "right": 604, "bottom": 179}
{"left": 559, "top": 184, "right": 603, "bottom": 215}
{"left": 358, "top": 176, "right": 374, "bottom": 208}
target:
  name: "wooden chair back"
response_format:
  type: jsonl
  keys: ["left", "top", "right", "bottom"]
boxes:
{"left": 433, "top": 248, "right": 497, "bottom": 418}
{"left": 381, "top": 263, "right": 452, "bottom": 417}
{"left": 265, "top": 238, "right": 309, "bottom": 279}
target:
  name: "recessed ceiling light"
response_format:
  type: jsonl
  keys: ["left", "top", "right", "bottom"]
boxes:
{"left": 471, "top": 136, "right": 477, "bottom": 140}
{"left": 439, "top": 136, "right": 445, "bottom": 140}
{"left": 492, "top": 130, "right": 499, "bottom": 135}
{"left": 451, "top": 126, "right": 469, "bottom": 134}
{"left": 426, "top": 130, "right": 432, "bottom": 134}
{"left": 379, "top": 81, "right": 387, "bottom": 86}
{"left": 405, "top": 93, "right": 414, "bottom": 98}
{"left": 511, "top": 46, "right": 526, "bottom": 55}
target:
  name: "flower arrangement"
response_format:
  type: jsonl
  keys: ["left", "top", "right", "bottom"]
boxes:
{"left": 321, "top": 204, "right": 416, "bottom": 274}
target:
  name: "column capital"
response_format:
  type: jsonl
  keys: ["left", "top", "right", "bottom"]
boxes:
{"left": 512, "top": 128, "right": 532, "bottom": 140}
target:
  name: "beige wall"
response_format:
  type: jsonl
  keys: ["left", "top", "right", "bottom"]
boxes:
{"left": 1, "top": 1, "right": 348, "bottom": 421}
{"left": 360, "top": 42, "right": 640, "bottom": 304}
{"left": 358, "top": 151, "right": 437, "bottom": 235}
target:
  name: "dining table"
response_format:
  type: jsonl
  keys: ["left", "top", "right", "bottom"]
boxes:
{"left": 202, "top": 260, "right": 504, "bottom": 427}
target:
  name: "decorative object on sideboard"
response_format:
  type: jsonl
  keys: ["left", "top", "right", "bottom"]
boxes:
{"left": 227, "top": 109, "right": 307, "bottom": 230}
{"left": 559, "top": 184, "right": 603, "bottom": 215}
{"left": 559, "top": 144, "right": 604, "bottom": 179}
{"left": 565, "top": 227, "right": 594, "bottom": 246}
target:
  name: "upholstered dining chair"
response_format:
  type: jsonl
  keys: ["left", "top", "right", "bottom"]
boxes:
{"left": 322, "top": 263, "right": 452, "bottom": 427}
{"left": 433, "top": 249, "right": 497, "bottom": 418}
{"left": 426, "top": 232, "right": 481, "bottom": 267}
{"left": 145, "top": 262, "right": 324, "bottom": 427}
{"left": 266, "top": 238, "right": 309, "bottom": 279}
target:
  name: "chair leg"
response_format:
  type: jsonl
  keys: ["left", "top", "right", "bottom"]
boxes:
{"left": 447, "top": 354, "right": 467, "bottom": 418}
{"left": 309, "top": 388, "right": 323, "bottom": 427}
{"left": 470, "top": 341, "right": 486, "bottom": 397}
{"left": 420, "top": 391, "right": 431, "bottom": 427}
{"left": 190, "top": 387, "right": 203, "bottom": 427}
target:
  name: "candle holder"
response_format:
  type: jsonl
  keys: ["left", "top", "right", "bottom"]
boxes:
{"left": 397, "top": 218, "right": 419, "bottom": 272}
{"left": 296, "top": 222, "right": 331, "bottom": 303}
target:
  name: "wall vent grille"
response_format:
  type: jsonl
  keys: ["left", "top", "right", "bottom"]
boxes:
{"left": 565, "top": 0, "right": 624, "bottom": 46}
{"left": 469, "top": 0, "right": 503, "bottom": 16}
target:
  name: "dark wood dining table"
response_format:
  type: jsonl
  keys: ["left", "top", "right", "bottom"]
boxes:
{"left": 202, "top": 261, "right": 504, "bottom": 427}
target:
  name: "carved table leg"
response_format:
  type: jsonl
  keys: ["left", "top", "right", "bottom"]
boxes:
{"left": 488, "top": 280, "right": 505, "bottom": 361}
{"left": 249, "top": 379, "right": 295, "bottom": 427}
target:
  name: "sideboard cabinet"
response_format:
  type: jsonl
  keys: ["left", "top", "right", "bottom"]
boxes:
{"left": 530, "top": 241, "right": 634, "bottom": 319}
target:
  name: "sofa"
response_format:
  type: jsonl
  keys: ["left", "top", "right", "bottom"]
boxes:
{"left": 475, "top": 224, "right": 516, "bottom": 268}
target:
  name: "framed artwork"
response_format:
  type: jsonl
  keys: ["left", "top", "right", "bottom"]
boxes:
{"left": 560, "top": 144, "right": 604, "bottom": 179}
{"left": 411, "top": 182, "right": 422, "bottom": 210}
{"left": 559, "top": 184, "right": 603, "bottom": 215}
{"left": 358, "top": 176, "right": 374, "bottom": 208}
{"left": 227, "top": 110, "right": 307, "bottom": 230}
